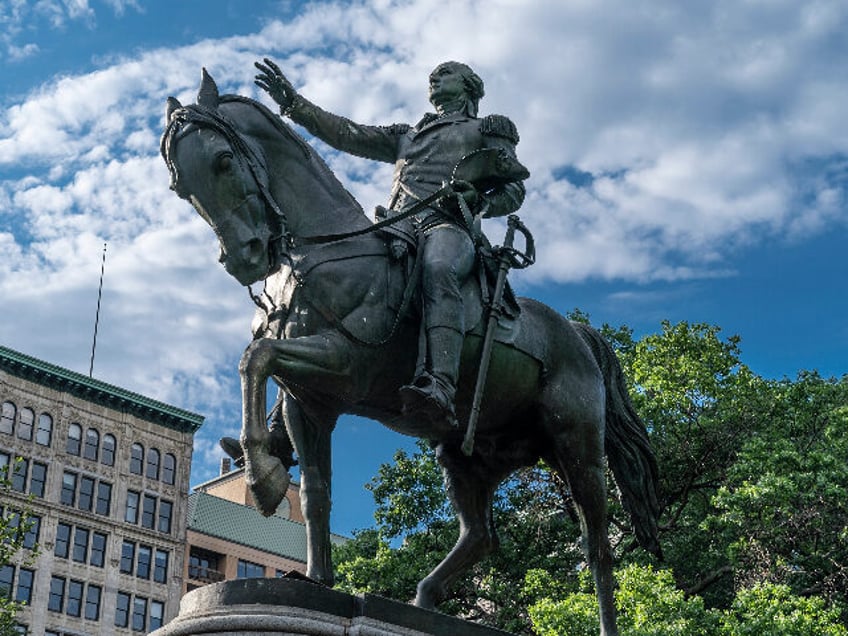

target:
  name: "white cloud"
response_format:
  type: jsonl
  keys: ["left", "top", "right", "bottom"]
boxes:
{"left": 1, "top": 0, "right": 847, "bottom": 491}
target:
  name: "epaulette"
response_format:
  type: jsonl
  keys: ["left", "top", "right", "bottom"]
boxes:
{"left": 480, "top": 114, "right": 519, "bottom": 144}
{"left": 384, "top": 123, "right": 412, "bottom": 136}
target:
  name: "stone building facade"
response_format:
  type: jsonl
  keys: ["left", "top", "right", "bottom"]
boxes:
{"left": 0, "top": 345, "right": 202, "bottom": 635}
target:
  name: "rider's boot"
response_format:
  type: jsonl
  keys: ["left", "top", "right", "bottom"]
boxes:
{"left": 400, "top": 326, "right": 462, "bottom": 428}
{"left": 219, "top": 423, "right": 298, "bottom": 470}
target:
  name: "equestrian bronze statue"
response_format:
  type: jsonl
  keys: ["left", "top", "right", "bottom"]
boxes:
{"left": 161, "top": 62, "right": 661, "bottom": 636}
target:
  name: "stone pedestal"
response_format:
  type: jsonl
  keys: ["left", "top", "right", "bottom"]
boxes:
{"left": 151, "top": 577, "right": 514, "bottom": 636}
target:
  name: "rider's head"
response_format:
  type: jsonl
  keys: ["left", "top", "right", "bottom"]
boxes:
{"left": 429, "top": 61, "right": 485, "bottom": 117}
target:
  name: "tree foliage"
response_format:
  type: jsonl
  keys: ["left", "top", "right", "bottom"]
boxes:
{"left": 0, "top": 461, "right": 38, "bottom": 636}
{"left": 333, "top": 317, "right": 848, "bottom": 633}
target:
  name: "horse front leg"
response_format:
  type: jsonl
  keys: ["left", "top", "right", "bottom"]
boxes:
{"left": 280, "top": 392, "right": 336, "bottom": 585}
{"left": 238, "top": 334, "right": 349, "bottom": 518}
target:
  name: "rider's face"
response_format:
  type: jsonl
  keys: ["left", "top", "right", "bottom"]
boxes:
{"left": 429, "top": 64, "right": 466, "bottom": 108}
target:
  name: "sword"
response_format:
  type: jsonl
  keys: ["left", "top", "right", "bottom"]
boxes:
{"left": 462, "top": 214, "right": 535, "bottom": 456}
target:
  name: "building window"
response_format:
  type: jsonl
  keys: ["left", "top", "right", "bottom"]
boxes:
{"left": 85, "top": 584, "right": 102, "bottom": 621}
{"left": 0, "top": 565, "right": 12, "bottom": 599}
{"left": 60, "top": 471, "right": 77, "bottom": 506}
{"left": 141, "top": 494, "right": 156, "bottom": 529}
{"left": 146, "top": 448, "right": 160, "bottom": 480}
{"left": 0, "top": 452, "right": 8, "bottom": 477}
{"left": 189, "top": 548, "right": 222, "bottom": 582}
{"left": 36, "top": 412, "right": 52, "bottom": 446}
{"left": 55, "top": 522, "right": 71, "bottom": 558}
{"left": 158, "top": 499, "right": 173, "bottom": 534}
{"left": 9, "top": 512, "right": 41, "bottom": 550}
{"left": 162, "top": 453, "right": 176, "bottom": 485}
{"left": 78, "top": 476, "right": 95, "bottom": 511}
{"left": 90, "top": 532, "right": 107, "bottom": 567}
{"left": 115, "top": 591, "right": 131, "bottom": 628}
{"left": 101, "top": 433, "right": 116, "bottom": 466}
{"left": 16, "top": 408, "right": 33, "bottom": 441}
{"left": 0, "top": 402, "right": 14, "bottom": 435}
{"left": 125, "top": 490, "right": 139, "bottom": 524}
{"left": 130, "top": 443, "right": 144, "bottom": 475}
{"left": 83, "top": 428, "right": 99, "bottom": 461}
{"left": 154, "top": 549, "right": 169, "bottom": 583}
{"left": 15, "top": 569, "right": 33, "bottom": 605}
{"left": 66, "top": 423, "right": 82, "bottom": 455}
{"left": 96, "top": 481, "right": 112, "bottom": 516}
{"left": 29, "top": 461, "right": 47, "bottom": 498}
{"left": 72, "top": 527, "right": 89, "bottom": 563}
{"left": 66, "top": 579, "right": 84, "bottom": 617}
{"left": 132, "top": 596, "right": 147, "bottom": 632}
{"left": 136, "top": 544, "right": 152, "bottom": 579}
{"left": 150, "top": 600, "right": 165, "bottom": 631}
{"left": 11, "top": 459, "right": 28, "bottom": 493}
{"left": 48, "top": 575, "right": 65, "bottom": 612}
{"left": 237, "top": 559, "right": 265, "bottom": 578}
{"left": 120, "top": 540, "right": 135, "bottom": 574}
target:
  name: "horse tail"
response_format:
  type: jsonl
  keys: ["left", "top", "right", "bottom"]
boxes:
{"left": 574, "top": 322, "right": 663, "bottom": 559}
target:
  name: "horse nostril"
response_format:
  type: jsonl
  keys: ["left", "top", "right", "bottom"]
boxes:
{"left": 218, "top": 247, "right": 227, "bottom": 264}
{"left": 245, "top": 239, "right": 264, "bottom": 264}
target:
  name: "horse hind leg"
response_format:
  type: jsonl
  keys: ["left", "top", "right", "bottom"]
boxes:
{"left": 414, "top": 443, "right": 505, "bottom": 609}
{"left": 545, "top": 395, "right": 619, "bottom": 635}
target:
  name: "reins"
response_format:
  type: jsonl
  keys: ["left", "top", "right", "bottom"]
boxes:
{"left": 163, "top": 98, "right": 467, "bottom": 349}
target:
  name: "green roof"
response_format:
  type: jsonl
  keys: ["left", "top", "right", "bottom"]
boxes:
{"left": 0, "top": 344, "right": 204, "bottom": 433}
{"left": 187, "top": 492, "right": 308, "bottom": 562}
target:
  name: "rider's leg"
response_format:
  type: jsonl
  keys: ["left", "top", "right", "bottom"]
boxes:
{"left": 402, "top": 225, "right": 475, "bottom": 425}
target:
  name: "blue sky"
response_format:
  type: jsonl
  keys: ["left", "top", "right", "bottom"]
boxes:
{"left": 1, "top": 0, "right": 846, "bottom": 538}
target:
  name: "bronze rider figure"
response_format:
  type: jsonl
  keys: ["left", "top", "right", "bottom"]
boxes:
{"left": 254, "top": 58, "right": 527, "bottom": 429}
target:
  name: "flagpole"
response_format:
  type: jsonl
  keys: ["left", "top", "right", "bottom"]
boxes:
{"left": 89, "top": 243, "right": 107, "bottom": 378}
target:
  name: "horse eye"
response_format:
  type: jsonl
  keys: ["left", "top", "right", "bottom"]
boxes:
{"left": 216, "top": 153, "right": 234, "bottom": 173}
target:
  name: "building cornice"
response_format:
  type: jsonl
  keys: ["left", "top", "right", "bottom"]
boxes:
{"left": 0, "top": 344, "right": 204, "bottom": 433}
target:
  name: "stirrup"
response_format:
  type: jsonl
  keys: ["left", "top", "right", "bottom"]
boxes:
{"left": 399, "top": 374, "right": 458, "bottom": 428}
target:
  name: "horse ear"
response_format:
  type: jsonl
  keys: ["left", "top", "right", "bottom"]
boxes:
{"left": 197, "top": 68, "right": 220, "bottom": 109}
{"left": 165, "top": 96, "right": 182, "bottom": 123}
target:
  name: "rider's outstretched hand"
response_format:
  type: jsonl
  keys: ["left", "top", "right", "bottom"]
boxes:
{"left": 255, "top": 58, "right": 297, "bottom": 113}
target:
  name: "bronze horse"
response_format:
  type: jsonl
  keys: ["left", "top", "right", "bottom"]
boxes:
{"left": 161, "top": 70, "right": 660, "bottom": 636}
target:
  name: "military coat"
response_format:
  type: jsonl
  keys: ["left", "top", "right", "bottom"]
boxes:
{"left": 287, "top": 96, "right": 526, "bottom": 222}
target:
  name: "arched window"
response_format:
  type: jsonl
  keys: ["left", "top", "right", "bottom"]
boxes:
{"left": 130, "top": 443, "right": 144, "bottom": 475}
{"left": 36, "top": 413, "right": 53, "bottom": 446}
{"left": 66, "top": 423, "right": 83, "bottom": 455}
{"left": 17, "top": 408, "right": 34, "bottom": 441}
{"left": 84, "top": 428, "right": 100, "bottom": 461}
{"left": 162, "top": 453, "right": 176, "bottom": 485}
{"left": 101, "top": 434, "right": 116, "bottom": 466}
{"left": 146, "top": 448, "right": 160, "bottom": 480}
{"left": 0, "top": 402, "right": 15, "bottom": 435}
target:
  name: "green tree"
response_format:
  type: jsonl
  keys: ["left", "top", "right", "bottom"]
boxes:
{"left": 709, "top": 372, "right": 848, "bottom": 608}
{"left": 0, "top": 460, "right": 38, "bottom": 635}
{"left": 720, "top": 583, "right": 847, "bottom": 636}
{"left": 334, "top": 318, "right": 848, "bottom": 632}
{"left": 526, "top": 566, "right": 847, "bottom": 636}
{"left": 623, "top": 321, "right": 771, "bottom": 606}
{"left": 527, "top": 564, "right": 723, "bottom": 636}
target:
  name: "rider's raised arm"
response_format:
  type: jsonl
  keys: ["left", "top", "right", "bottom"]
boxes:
{"left": 287, "top": 95, "right": 408, "bottom": 164}
{"left": 255, "top": 58, "right": 405, "bottom": 164}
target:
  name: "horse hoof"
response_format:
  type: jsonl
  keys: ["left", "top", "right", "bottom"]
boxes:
{"left": 244, "top": 452, "right": 290, "bottom": 517}
{"left": 413, "top": 579, "right": 442, "bottom": 610}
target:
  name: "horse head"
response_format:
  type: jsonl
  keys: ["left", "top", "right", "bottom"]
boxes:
{"left": 161, "top": 69, "right": 289, "bottom": 286}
